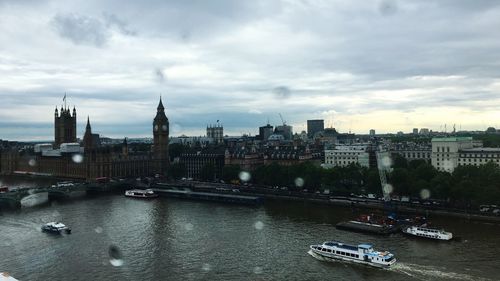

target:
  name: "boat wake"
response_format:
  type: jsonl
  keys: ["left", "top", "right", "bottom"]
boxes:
{"left": 308, "top": 249, "right": 324, "bottom": 260}
{"left": 390, "top": 263, "right": 492, "bottom": 281}
{"left": 308, "top": 250, "right": 492, "bottom": 281}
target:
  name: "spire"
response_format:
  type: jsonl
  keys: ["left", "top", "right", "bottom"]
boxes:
{"left": 157, "top": 96, "right": 164, "bottom": 111}
{"left": 86, "top": 116, "right": 91, "bottom": 130}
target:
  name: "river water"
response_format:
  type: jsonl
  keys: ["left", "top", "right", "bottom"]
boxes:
{"left": 1, "top": 177, "right": 499, "bottom": 281}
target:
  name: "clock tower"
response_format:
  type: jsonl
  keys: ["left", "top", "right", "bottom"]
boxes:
{"left": 153, "top": 97, "right": 169, "bottom": 175}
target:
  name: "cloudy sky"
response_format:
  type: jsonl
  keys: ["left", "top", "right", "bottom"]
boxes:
{"left": 1, "top": 0, "right": 500, "bottom": 141}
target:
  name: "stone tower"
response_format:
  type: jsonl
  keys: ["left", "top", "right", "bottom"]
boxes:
{"left": 54, "top": 105, "right": 77, "bottom": 147}
{"left": 153, "top": 97, "right": 169, "bottom": 174}
{"left": 83, "top": 116, "right": 93, "bottom": 151}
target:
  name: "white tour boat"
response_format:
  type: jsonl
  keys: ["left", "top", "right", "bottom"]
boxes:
{"left": 124, "top": 189, "right": 158, "bottom": 198}
{"left": 309, "top": 241, "right": 396, "bottom": 268}
{"left": 402, "top": 225, "right": 453, "bottom": 240}
{"left": 41, "top": 222, "right": 71, "bottom": 234}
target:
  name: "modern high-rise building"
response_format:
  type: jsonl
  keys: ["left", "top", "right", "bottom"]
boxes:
{"left": 307, "top": 119, "right": 324, "bottom": 138}
{"left": 276, "top": 125, "right": 293, "bottom": 140}
{"left": 369, "top": 129, "right": 375, "bottom": 136}
{"left": 258, "top": 123, "right": 273, "bottom": 141}
{"left": 413, "top": 128, "right": 419, "bottom": 134}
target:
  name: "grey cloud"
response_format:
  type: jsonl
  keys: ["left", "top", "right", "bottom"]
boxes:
{"left": 51, "top": 13, "right": 110, "bottom": 47}
{"left": 51, "top": 12, "right": 136, "bottom": 47}
{"left": 103, "top": 13, "right": 137, "bottom": 36}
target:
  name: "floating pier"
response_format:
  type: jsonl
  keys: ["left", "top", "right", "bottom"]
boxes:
{"left": 152, "top": 188, "right": 262, "bottom": 205}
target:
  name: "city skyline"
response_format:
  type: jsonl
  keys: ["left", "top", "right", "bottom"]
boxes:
{"left": 2, "top": 1, "right": 500, "bottom": 140}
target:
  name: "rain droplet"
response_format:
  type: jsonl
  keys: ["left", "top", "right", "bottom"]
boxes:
{"left": 383, "top": 184, "right": 393, "bottom": 195}
{"left": 95, "top": 227, "right": 103, "bottom": 234}
{"left": 272, "top": 86, "right": 291, "bottom": 99}
{"left": 254, "top": 221, "right": 264, "bottom": 230}
{"left": 294, "top": 177, "right": 304, "bottom": 187}
{"left": 239, "top": 171, "right": 251, "bottom": 182}
{"left": 202, "top": 263, "right": 211, "bottom": 272}
{"left": 420, "top": 189, "right": 431, "bottom": 200}
{"left": 108, "top": 245, "right": 124, "bottom": 267}
{"left": 381, "top": 156, "right": 392, "bottom": 168}
{"left": 253, "top": 266, "right": 263, "bottom": 274}
{"left": 72, "top": 153, "right": 84, "bottom": 163}
{"left": 185, "top": 223, "right": 194, "bottom": 231}
{"left": 28, "top": 159, "right": 37, "bottom": 167}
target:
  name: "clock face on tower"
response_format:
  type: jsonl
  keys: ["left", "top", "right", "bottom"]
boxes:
{"left": 154, "top": 125, "right": 158, "bottom": 131}
{"left": 162, "top": 125, "right": 168, "bottom": 131}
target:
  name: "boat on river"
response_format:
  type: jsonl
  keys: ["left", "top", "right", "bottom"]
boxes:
{"left": 41, "top": 222, "right": 71, "bottom": 234}
{"left": 336, "top": 214, "right": 399, "bottom": 234}
{"left": 402, "top": 225, "right": 452, "bottom": 240}
{"left": 309, "top": 241, "right": 396, "bottom": 268}
{"left": 125, "top": 189, "right": 158, "bottom": 198}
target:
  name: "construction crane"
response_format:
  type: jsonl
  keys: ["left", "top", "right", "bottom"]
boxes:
{"left": 375, "top": 145, "right": 391, "bottom": 202}
{"left": 279, "top": 113, "right": 286, "bottom": 126}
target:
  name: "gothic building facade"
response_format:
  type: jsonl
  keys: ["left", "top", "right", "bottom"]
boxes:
{"left": 0, "top": 98, "right": 170, "bottom": 180}
{"left": 54, "top": 106, "right": 77, "bottom": 147}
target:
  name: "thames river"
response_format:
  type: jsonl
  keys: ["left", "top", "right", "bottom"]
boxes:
{"left": 1, "top": 178, "right": 499, "bottom": 280}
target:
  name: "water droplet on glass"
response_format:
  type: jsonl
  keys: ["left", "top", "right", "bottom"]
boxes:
{"left": 202, "top": 263, "right": 211, "bottom": 272}
{"left": 254, "top": 221, "right": 264, "bottom": 230}
{"left": 239, "top": 171, "right": 251, "bottom": 182}
{"left": 108, "top": 245, "right": 124, "bottom": 267}
{"left": 185, "top": 223, "right": 194, "bottom": 231}
{"left": 95, "top": 227, "right": 103, "bottom": 234}
{"left": 253, "top": 266, "right": 263, "bottom": 274}
{"left": 28, "top": 159, "right": 37, "bottom": 167}
{"left": 381, "top": 156, "right": 392, "bottom": 168}
{"left": 383, "top": 184, "right": 393, "bottom": 195}
{"left": 294, "top": 177, "right": 304, "bottom": 187}
{"left": 72, "top": 153, "right": 84, "bottom": 163}
{"left": 420, "top": 189, "right": 431, "bottom": 200}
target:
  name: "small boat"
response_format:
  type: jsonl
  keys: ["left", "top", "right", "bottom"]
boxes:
{"left": 309, "top": 241, "right": 396, "bottom": 268}
{"left": 1, "top": 272, "right": 20, "bottom": 281}
{"left": 402, "top": 225, "right": 452, "bottom": 240}
{"left": 124, "top": 189, "right": 158, "bottom": 198}
{"left": 41, "top": 222, "right": 71, "bottom": 234}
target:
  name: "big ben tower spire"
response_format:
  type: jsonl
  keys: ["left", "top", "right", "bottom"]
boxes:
{"left": 153, "top": 96, "right": 169, "bottom": 175}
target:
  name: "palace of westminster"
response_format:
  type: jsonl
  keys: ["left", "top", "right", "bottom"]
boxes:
{"left": 0, "top": 98, "right": 170, "bottom": 180}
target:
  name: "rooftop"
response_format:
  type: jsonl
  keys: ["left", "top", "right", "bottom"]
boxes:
{"left": 461, "top": 148, "right": 500, "bottom": 152}
{"left": 432, "top": 137, "right": 473, "bottom": 142}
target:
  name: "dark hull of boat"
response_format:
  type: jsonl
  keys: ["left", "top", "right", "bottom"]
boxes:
{"left": 336, "top": 221, "right": 400, "bottom": 235}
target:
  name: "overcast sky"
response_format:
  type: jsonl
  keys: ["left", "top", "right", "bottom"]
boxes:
{"left": 1, "top": 0, "right": 500, "bottom": 141}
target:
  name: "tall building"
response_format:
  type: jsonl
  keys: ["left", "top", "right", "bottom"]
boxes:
{"left": 1, "top": 97, "right": 169, "bottom": 179}
{"left": 207, "top": 123, "right": 224, "bottom": 144}
{"left": 307, "top": 119, "right": 324, "bottom": 138}
{"left": 153, "top": 97, "right": 170, "bottom": 175}
{"left": 419, "top": 128, "right": 430, "bottom": 135}
{"left": 258, "top": 123, "right": 273, "bottom": 141}
{"left": 276, "top": 125, "right": 293, "bottom": 140}
{"left": 54, "top": 106, "right": 77, "bottom": 147}
{"left": 369, "top": 129, "right": 376, "bottom": 136}
{"left": 412, "top": 128, "right": 419, "bottom": 135}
